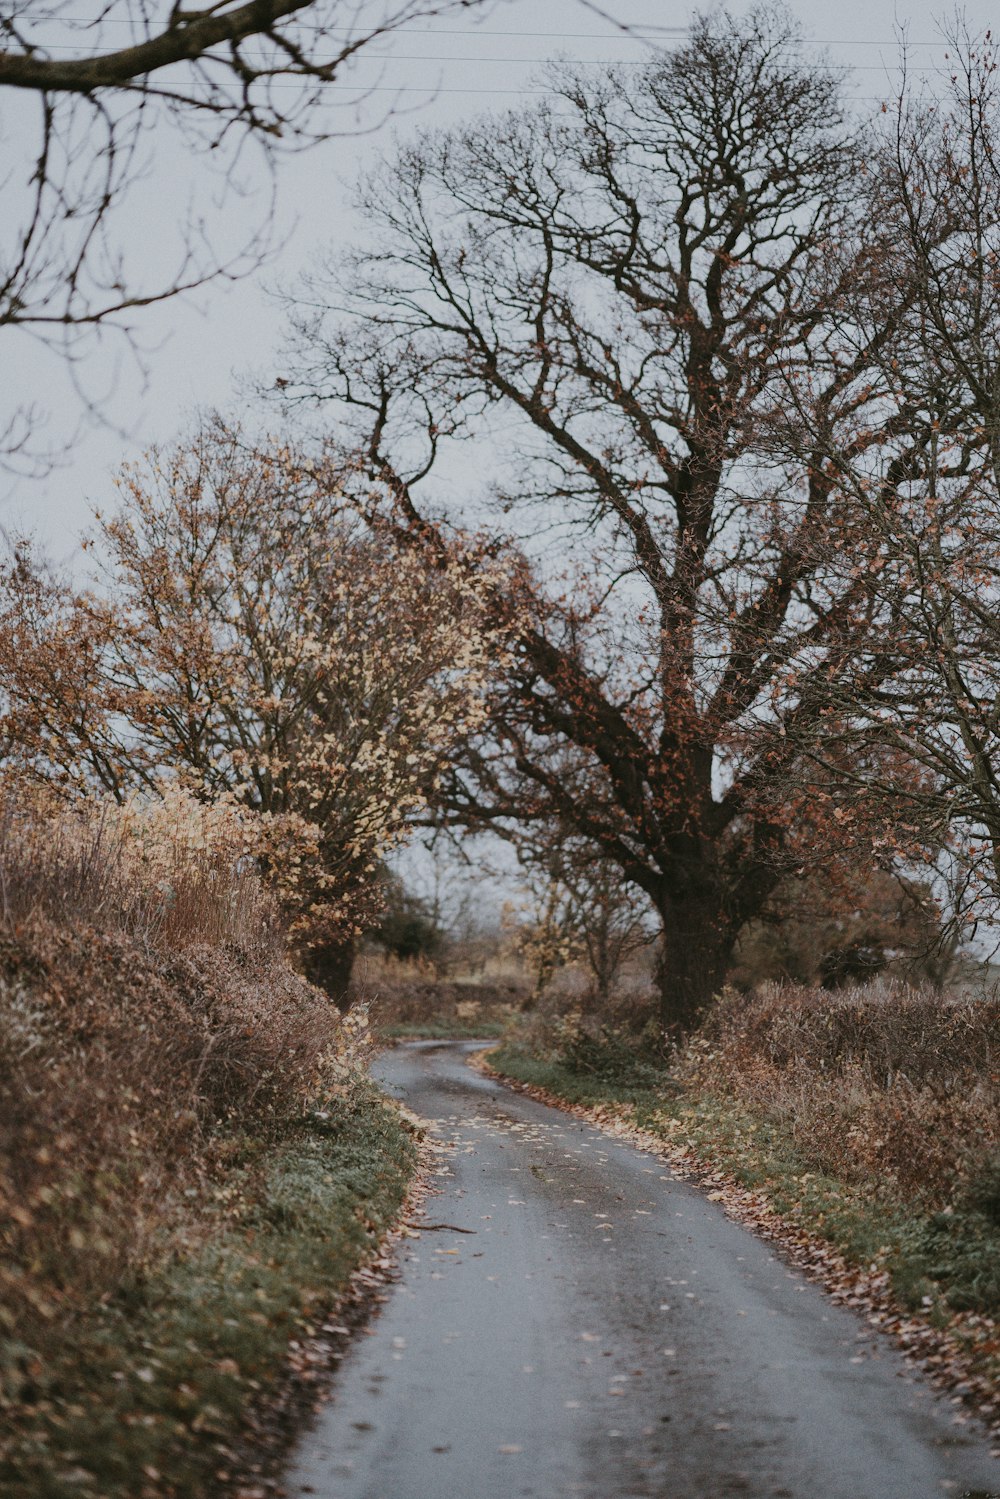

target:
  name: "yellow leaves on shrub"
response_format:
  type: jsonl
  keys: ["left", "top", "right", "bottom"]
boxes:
{"left": 0, "top": 419, "right": 513, "bottom": 948}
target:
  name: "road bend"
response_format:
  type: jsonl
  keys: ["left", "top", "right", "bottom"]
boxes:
{"left": 284, "top": 1039, "right": 1000, "bottom": 1499}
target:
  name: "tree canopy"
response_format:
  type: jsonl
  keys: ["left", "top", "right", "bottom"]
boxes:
{"left": 283, "top": 3, "right": 917, "bottom": 1031}
{"left": 0, "top": 419, "right": 503, "bottom": 998}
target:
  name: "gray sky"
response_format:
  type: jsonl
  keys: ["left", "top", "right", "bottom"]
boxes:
{"left": 4, "top": 0, "right": 995, "bottom": 562}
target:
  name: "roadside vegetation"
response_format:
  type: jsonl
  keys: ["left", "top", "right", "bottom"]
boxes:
{"left": 0, "top": 791, "right": 417, "bottom": 1499}
{"left": 0, "top": 421, "right": 494, "bottom": 1496}
{"left": 486, "top": 977, "right": 1000, "bottom": 1409}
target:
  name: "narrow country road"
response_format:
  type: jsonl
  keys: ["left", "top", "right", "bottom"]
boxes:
{"left": 285, "top": 1041, "right": 1000, "bottom": 1499}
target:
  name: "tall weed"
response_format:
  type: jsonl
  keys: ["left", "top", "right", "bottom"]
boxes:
{"left": 683, "top": 980, "right": 1000, "bottom": 1205}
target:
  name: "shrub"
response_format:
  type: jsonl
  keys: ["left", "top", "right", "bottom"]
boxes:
{"left": 964, "top": 1153, "right": 1000, "bottom": 1227}
{"left": 0, "top": 789, "right": 355, "bottom": 1406}
{"left": 683, "top": 980, "right": 1000, "bottom": 1207}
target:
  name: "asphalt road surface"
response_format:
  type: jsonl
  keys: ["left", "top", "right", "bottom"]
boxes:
{"left": 285, "top": 1040, "right": 1000, "bottom": 1499}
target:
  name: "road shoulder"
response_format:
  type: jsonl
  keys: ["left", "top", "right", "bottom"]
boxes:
{"left": 479, "top": 1043, "right": 1000, "bottom": 1451}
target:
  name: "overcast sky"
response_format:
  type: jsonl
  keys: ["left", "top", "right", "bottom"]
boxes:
{"left": 4, "top": 0, "right": 996, "bottom": 563}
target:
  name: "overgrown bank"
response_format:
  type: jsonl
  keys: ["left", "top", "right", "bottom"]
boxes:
{"left": 0, "top": 796, "right": 418, "bottom": 1499}
{"left": 486, "top": 982, "right": 1000, "bottom": 1425}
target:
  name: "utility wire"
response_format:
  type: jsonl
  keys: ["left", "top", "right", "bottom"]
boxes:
{"left": 2, "top": 22, "right": 686, "bottom": 35}
{"left": 16, "top": 45, "right": 946, "bottom": 68}
{"left": 0, "top": 21, "right": 959, "bottom": 43}
{"left": 128, "top": 83, "right": 933, "bottom": 97}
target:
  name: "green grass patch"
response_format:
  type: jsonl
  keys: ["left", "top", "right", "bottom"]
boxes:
{"left": 383, "top": 1021, "right": 507, "bottom": 1040}
{"left": 0, "top": 1081, "right": 417, "bottom": 1499}
{"left": 486, "top": 1042, "right": 673, "bottom": 1112}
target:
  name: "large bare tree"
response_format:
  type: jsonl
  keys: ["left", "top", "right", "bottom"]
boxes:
{"left": 284, "top": 4, "right": 908, "bottom": 1035}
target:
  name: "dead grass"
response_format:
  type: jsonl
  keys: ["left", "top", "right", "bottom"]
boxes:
{"left": 684, "top": 980, "right": 1000, "bottom": 1206}
{"left": 0, "top": 791, "right": 350, "bottom": 1430}
{"left": 354, "top": 951, "right": 526, "bottom": 1035}
{"left": 0, "top": 787, "right": 280, "bottom": 957}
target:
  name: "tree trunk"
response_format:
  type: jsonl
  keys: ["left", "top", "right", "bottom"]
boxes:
{"left": 591, "top": 914, "right": 613, "bottom": 1008}
{"left": 301, "top": 937, "right": 356, "bottom": 1011}
{"left": 656, "top": 893, "right": 735, "bottom": 1042}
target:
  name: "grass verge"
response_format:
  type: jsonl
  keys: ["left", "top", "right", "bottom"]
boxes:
{"left": 1, "top": 1081, "right": 417, "bottom": 1499}
{"left": 486, "top": 1041, "right": 1000, "bottom": 1425}
{"left": 382, "top": 1021, "right": 506, "bottom": 1040}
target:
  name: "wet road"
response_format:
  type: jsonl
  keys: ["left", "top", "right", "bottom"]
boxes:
{"left": 285, "top": 1040, "right": 1000, "bottom": 1499}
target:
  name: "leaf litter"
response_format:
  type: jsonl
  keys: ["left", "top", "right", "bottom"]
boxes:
{"left": 475, "top": 1050, "right": 1000, "bottom": 1446}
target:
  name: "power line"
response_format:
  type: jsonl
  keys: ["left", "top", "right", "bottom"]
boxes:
{"left": 4, "top": 22, "right": 686, "bottom": 36}
{"left": 15, "top": 44, "right": 948, "bottom": 70}
{"left": 1, "top": 21, "right": 962, "bottom": 44}
{"left": 145, "top": 83, "right": 932, "bottom": 98}
{"left": 263, "top": 30, "right": 954, "bottom": 44}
